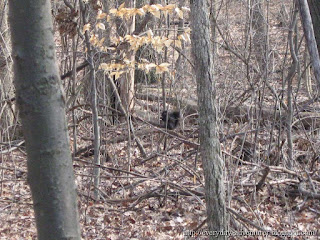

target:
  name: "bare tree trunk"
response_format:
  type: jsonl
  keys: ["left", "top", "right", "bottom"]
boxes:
{"left": 79, "top": 0, "right": 101, "bottom": 200}
{"left": 307, "top": 0, "right": 320, "bottom": 55}
{"left": 209, "top": 0, "right": 217, "bottom": 63}
{"left": 251, "top": 0, "right": 267, "bottom": 163}
{"left": 8, "top": 0, "right": 81, "bottom": 239}
{"left": 286, "top": 6, "right": 299, "bottom": 169}
{"left": 298, "top": 0, "right": 320, "bottom": 96}
{"left": 190, "top": 0, "right": 227, "bottom": 238}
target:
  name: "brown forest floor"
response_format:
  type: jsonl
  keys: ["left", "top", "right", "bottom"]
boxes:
{"left": 1, "top": 0, "right": 320, "bottom": 239}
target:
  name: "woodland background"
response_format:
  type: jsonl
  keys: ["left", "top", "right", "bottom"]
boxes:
{"left": 0, "top": 0, "right": 320, "bottom": 239}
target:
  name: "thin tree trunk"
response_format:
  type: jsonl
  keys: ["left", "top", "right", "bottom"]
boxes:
{"left": 79, "top": 0, "right": 101, "bottom": 200}
{"left": 8, "top": 0, "right": 81, "bottom": 239}
{"left": 286, "top": 7, "right": 299, "bottom": 169}
{"left": 190, "top": 0, "right": 227, "bottom": 238}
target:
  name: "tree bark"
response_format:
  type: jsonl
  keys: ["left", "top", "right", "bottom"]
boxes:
{"left": 307, "top": 0, "right": 320, "bottom": 55}
{"left": 190, "top": 0, "right": 227, "bottom": 238}
{"left": 298, "top": 0, "right": 320, "bottom": 95}
{"left": 8, "top": 0, "right": 81, "bottom": 239}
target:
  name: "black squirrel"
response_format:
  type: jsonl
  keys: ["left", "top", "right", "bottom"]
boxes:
{"left": 161, "top": 110, "right": 180, "bottom": 130}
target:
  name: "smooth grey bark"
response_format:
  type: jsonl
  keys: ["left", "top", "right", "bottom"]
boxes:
{"left": 8, "top": 1, "right": 81, "bottom": 239}
{"left": 190, "top": 0, "right": 227, "bottom": 238}
{"left": 298, "top": 0, "right": 320, "bottom": 95}
{"left": 307, "top": 0, "right": 320, "bottom": 55}
{"left": 306, "top": 0, "right": 320, "bottom": 97}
